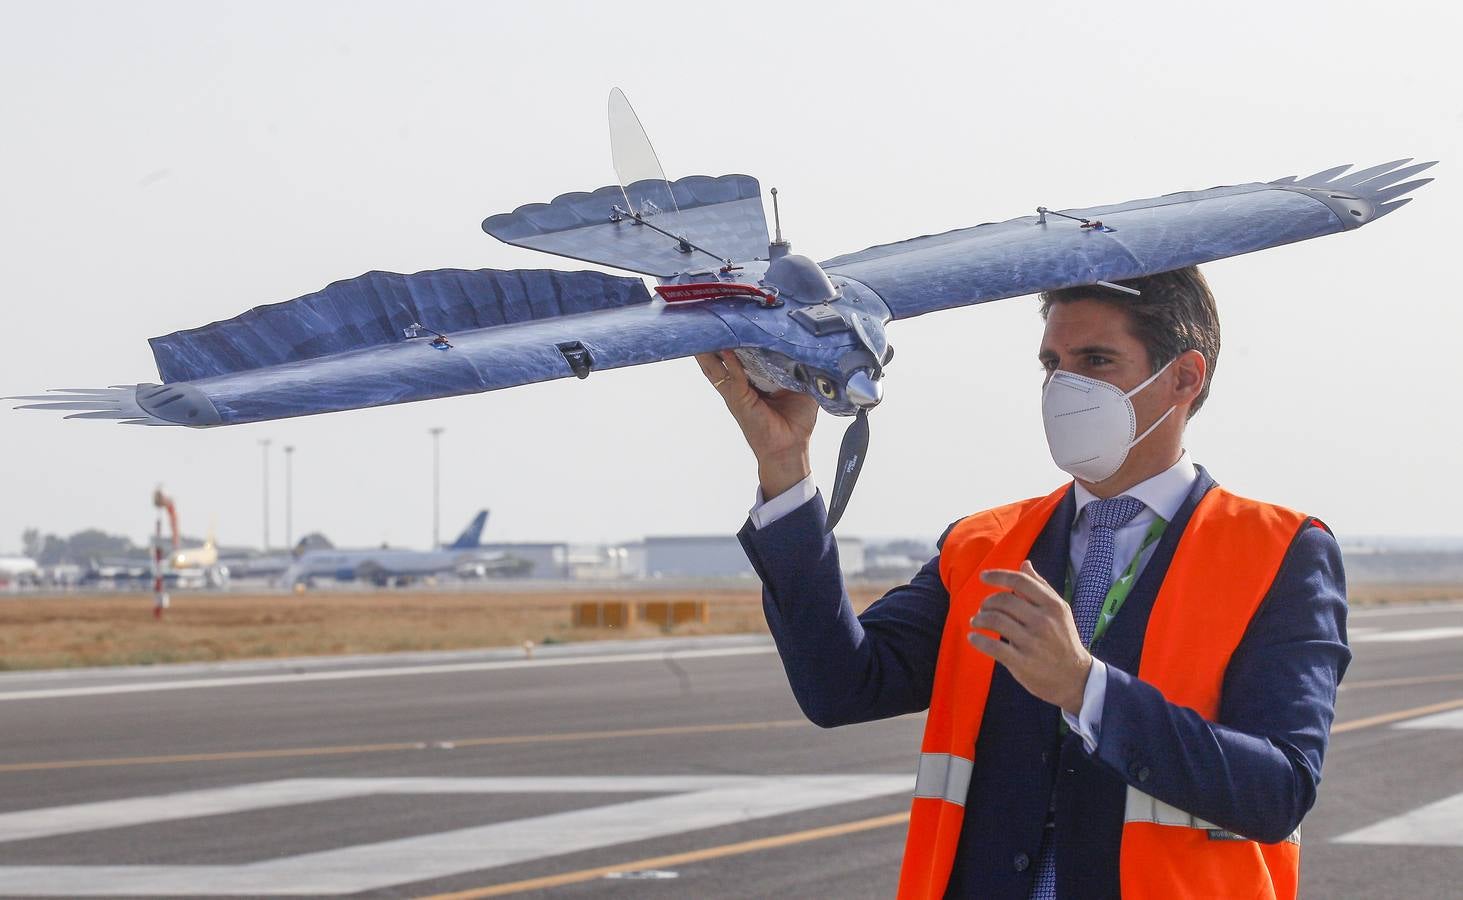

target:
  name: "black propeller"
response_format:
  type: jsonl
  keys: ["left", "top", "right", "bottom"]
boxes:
{"left": 825, "top": 407, "right": 870, "bottom": 534}
{"left": 823, "top": 311, "right": 888, "bottom": 534}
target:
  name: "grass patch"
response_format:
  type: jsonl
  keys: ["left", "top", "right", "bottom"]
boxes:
{"left": 0, "top": 581, "right": 1452, "bottom": 672}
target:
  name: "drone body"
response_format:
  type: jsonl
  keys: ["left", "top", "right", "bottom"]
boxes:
{"left": 10, "top": 90, "right": 1435, "bottom": 528}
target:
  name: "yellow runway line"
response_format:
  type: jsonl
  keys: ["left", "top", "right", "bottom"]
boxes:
{"left": 417, "top": 811, "right": 911, "bottom": 899}
{"left": 0, "top": 741, "right": 426, "bottom": 773}
{"left": 0, "top": 719, "right": 808, "bottom": 773}
{"left": 1333, "top": 696, "right": 1463, "bottom": 733}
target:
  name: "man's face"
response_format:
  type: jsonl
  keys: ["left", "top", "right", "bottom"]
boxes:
{"left": 1037, "top": 298, "right": 1155, "bottom": 393}
{"left": 1038, "top": 298, "right": 1194, "bottom": 491}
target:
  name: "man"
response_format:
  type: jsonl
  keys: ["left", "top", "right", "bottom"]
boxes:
{"left": 695, "top": 267, "right": 1349, "bottom": 899}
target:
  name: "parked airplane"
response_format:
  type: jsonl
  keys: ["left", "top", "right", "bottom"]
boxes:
{"left": 171, "top": 536, "right": 218, "bottom": 572}
{"left": 0, "top": 557, "right": 39, "bottom": 587}
{"left": 282, "top": 510, "right": 517, "bottom": 587}
{"left": 82, "top": 553, "right": 219, "bottom": 588}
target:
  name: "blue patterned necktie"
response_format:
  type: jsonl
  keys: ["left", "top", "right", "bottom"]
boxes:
{"left": 1030, "top": 493, "right": 1147, "bottom": 900}
{"left": 1071, "top": 495, "right": 1146, "bottom": 645}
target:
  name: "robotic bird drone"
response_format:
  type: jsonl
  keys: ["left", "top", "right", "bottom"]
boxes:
{"left": 10, "top": 89, "right": 1436, "bottom": 530}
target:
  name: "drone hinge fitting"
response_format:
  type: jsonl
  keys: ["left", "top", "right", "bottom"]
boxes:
{"left": 1036, "top": 206, "right": 1114, "bottom": 233}
{"left": 404, "top": 322, "right": 453, "bottom": 350}
{"left": 556, "top": 341, "right": 595, "bottom": 379}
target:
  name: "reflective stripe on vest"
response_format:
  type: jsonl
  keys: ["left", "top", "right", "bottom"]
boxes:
{"left": 914, "top": 753, "right": 975, "bottom": 806}
{"left": 897, "top": 484, "right": 1314, "bottom": 900}
{"left": 1124, "top": 787, "right": 1300, "bottom": 845}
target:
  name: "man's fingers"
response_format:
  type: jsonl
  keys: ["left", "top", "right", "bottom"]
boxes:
{"left": 695, "top": 352, "right": 737, "bottom": 390}
{"left": 969, "top": 609, "right": 1028, "bottom": 647}
{"left": 981, "top": 564, "right": 1061, "bottom": 608}
{"left": 967, "top": 630, "right": 1015, "bottom": 664}
{"left": 717, "top": 349, "right": 749, "bottom": 381}
{"left": 981, "top": 568, "right": 1042, "bottom": 599}
{"left": 695, "top": 351, "right": 760, "bottom": 418}
{"left": 694, "top": 352, "right": 725, "bottom": 381}
{"left": 972, "top": 593, "right": 1030, "bottom": 628}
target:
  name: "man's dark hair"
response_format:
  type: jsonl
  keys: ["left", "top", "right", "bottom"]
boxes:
{"left": 1039, "top": 266, "right": 1220, "bottom": 417}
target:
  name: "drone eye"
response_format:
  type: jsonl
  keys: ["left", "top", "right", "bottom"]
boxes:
{"left": 815, "top": 376, "right": 838, "bottom": 399}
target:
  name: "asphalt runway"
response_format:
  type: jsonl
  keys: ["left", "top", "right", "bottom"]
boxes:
{"left": 1, "top": 603, "right": 1460, "bottom": 898}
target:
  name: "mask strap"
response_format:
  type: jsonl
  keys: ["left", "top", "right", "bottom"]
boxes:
{"left": 1124, "top": 356, "right": 1181, "bottom": 450}
{"left": 1128, "top": 404, "right": 1176, "bottom": 450}
{"left": 1123, "top": 355, "right": 1178, "bottom": 400}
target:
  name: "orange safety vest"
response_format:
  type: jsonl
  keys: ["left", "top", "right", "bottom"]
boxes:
{"left": 898, "top": 484, "right": 1314, "bottom": 899}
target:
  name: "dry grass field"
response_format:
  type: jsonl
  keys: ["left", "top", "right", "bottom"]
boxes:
{"left": 0, "top": 584, "right": 900, "bottom": 671}
{"left": 0, "top": 582, "right": 1456, "bottom": 672}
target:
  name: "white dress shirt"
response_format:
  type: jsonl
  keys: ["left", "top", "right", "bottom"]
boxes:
{"left": 749, "top": 452, "right": 1199, "bottom": 752}
{"left": 1062, "top": 452, "right": 1197, "bottom": 749}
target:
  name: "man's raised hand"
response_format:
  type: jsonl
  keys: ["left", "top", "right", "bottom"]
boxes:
{"left": 695, "top": 350, "right": 817, "bottom": 498}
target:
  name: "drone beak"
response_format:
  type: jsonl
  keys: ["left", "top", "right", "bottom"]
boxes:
{"left": 845, "top": 369, "right": 883, "bottom": 409}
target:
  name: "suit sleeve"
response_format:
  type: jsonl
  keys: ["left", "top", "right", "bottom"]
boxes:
{"left": 737, "top": 491, "right": 953, "bottom": 728}
{"left": 1092, "top": 523, "right": 1351, "bottom": 843}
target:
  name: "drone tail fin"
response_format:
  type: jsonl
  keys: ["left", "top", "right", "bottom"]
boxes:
{"left": 482, "top": 174, "right": 769, "bottom": 277}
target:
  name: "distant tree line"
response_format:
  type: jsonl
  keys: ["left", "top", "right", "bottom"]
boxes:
{"left": 19, "top": 528, "right": 207, "bottom": 565}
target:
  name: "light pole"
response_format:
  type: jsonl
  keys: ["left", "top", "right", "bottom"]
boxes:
{"left": 429, "top": 427, "right": 444, "bottom": 549}
{"left": 284, "top": 445, "right": 295, "bottom": 550}
{"left": 259, "top": 439, "right": 272, "bottom": 552}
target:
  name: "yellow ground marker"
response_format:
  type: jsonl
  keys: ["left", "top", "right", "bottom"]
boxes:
{"left": 417, "top": 811, "right": 911, "bottom": 899}
{"left": 1333, "top": 696, "right": 1463, "bottom": 733}
{"left": 0, "top": 719, "right": 808, "bottom": 773}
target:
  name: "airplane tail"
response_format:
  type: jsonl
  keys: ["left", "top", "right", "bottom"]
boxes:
{"left": 448, "top": 510, "right": 489, "bottom": 550}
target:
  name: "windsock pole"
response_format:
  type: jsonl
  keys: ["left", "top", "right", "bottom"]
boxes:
{"left": 152, "top": 514, "right": 169, "bottom": 620}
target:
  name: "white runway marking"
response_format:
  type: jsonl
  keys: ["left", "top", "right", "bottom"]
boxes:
{"left": 1333, "top": 791, "right": 1463, "bottom": 847}
{"left": 0, "top": 775, "right": 913, "bottom": 895}
{"left": 1349, "top": 602, "right": 1463, "bottom": 619}
{"left": 0, "top": 645, "right": 777, "bottom": 703}
{"left": 1333, "top": 711, "right": 1463, "bottom": 847}
{"left": 1349, "top": 626, "right": 1463, "bottom": 643}
{"left": 1395, "top": 708, "right": 1463, "bottom": 730}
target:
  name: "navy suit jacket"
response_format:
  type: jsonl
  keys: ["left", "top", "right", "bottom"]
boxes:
{"left": 737, "top": 467, "right": 1350, "bottom": 899}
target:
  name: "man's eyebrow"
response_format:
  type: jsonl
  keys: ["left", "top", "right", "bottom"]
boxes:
{"left": 1069, "top": 344, "right": 1124, "bottom": 357}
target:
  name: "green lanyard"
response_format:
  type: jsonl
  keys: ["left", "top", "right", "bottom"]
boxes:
{"left": 1064, "top": 514, "right": 1169, "bottom": 648}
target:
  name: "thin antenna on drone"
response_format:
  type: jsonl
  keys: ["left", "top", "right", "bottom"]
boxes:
{"left": 769, "top": 187, "right": 791, "bottom": 260}
{"left": 1095, "top": 281, "right": 1142, "bottom": 296}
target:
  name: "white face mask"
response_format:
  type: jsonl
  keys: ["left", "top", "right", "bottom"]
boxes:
{"left": 1041, "top": 358, "right": 1177, "bottom": 483}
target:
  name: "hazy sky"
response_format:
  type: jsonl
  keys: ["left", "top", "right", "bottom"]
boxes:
{"left": 2, "top": 0, "right": 1459, "bottom": 552}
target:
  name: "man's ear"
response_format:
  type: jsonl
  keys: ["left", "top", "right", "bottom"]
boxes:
{"left": 1173, "top": 349, "right": 1206, "bottom": 408}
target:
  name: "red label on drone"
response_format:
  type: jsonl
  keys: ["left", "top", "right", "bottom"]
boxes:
{"left": 655, "top": 283, "right": 773, "bottom": 304}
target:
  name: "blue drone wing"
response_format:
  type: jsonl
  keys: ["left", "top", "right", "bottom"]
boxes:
{"left": 822, "top": 160, "right": 1436, "bottom": 320}
{"left": 10, "top": 268, "right": 740, "bottom": 426}
{"left": 483, "top": 174, "right": 768, "bottom": 276}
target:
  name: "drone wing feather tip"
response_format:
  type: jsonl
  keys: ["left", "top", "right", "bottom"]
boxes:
{"left": 1302, "top": 163, "right": 1354, "bottom": 184}
{"left": 1337, "top": 158, "right": 1415, "bottom": 187}
{"left": 1353, "top": 160, "right": 1437, "bottom": 192}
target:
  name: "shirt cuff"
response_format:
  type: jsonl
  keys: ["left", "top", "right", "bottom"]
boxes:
{"left": 749, "top": 474, "right": 818, "bottom": 530}
{"left": 1061, "top": 659, "right": 1108, "bottom": 753}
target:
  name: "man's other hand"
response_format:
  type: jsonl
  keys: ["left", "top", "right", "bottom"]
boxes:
{"left": 968, "top": 560, "right": 1093, "bottom": 715}
{"left": 696, "top": 350, "right": 818, "bottom": 498}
